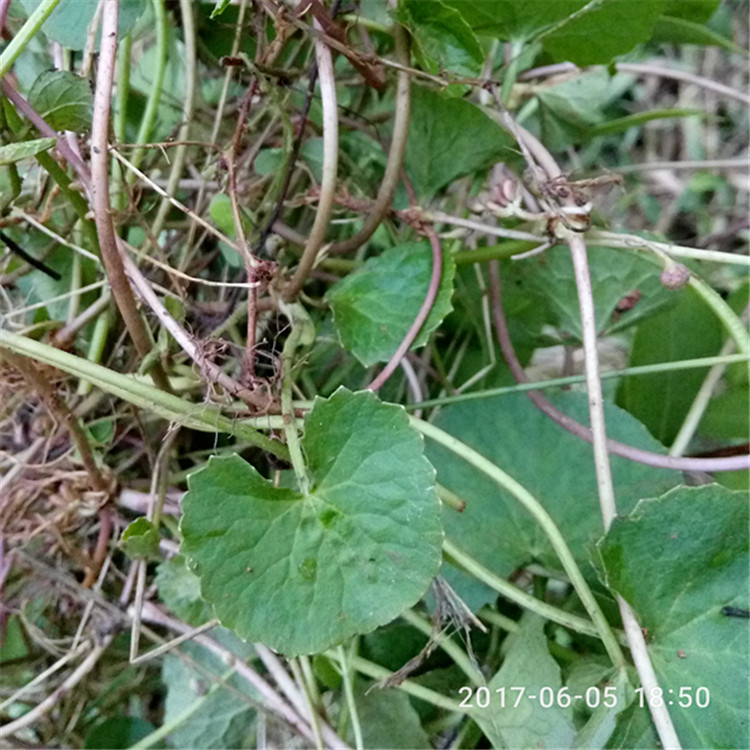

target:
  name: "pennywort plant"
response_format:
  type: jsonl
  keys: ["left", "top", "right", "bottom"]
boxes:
{"left": 0, "top": 1, "right": 748, "bottom": 748}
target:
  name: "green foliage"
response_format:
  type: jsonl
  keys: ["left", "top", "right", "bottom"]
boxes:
{"left": 617, "top": 287, "right": 723, "bottom": 445}
{"left": 120, "top": 517, "right": 160, "bottom": 560}
{"left": 471, "top": 614, "right": 575, "bottom": 748}
{"left": 83, "top": 717, "right": 158, "bottom": 749}
{"left": 19, "top": 0, "right": 146, "bottom": 50}
{"left": 161, "top": 637, "right": 257, "bottom": 749}
{"left": 345, "top": 683, "right": 431, "bottom": 748}
{"left": 155, "top": 556, "right": 214, "bottom": 626}
{"left": 181, "top": 389, "right": 443, "bottom": 655}
{"left": 405, "top": 87, "right": 514, "bottom": 200}
{"left": 538, "top": 0, "right": 665, "bottom": 66}
{"left": 398, "top": 0, "right": 484, "bottom": 80}
{"left": 426, "top": 392, "right": 679, "bottom": 599}
{"left": 327, "top": 242, "right": 455, "bottom": 367}
{"left": 0, "top": 135, "right": 56, "bottom": 164}
{"left": 28, "top": 70, "right": 93, "bottom": 132}
{"left": 502, "top": 244, "right": 678, "bottom": 345}
{"left": 598, "top": 484, "right": 749, "bottom": 749}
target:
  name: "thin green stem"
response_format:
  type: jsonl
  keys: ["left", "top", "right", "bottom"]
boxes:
{"left": 669, "top": 338, "right": 737, "bottom": 457}
{"left": 453, "top": 239, "right": 539, "bottom": 265}
{"left": 131, "top": 668, "right": 236, "bottom": 749}
{"left": 0, "top": 0, "right": 62, "bottom": 79}
{"left": 414, "top": 417, "right": 626, "bottom": 669}
{"left": 280, "top": 302, "right": 314, "bottom": 492}
{"left": 399, "top": 608, "right": 483, "bottom": 687}
{"left": 687, "top": 275, "right": 749, "bottom": 355}
{"left": 150, "top": 0, "right": 196, "bottom": 238}
{"left": 588, "top": 229, "right": 750, "bottom": 267}
{"left": 443, "top": 539, "right": 627, "bottom": 645}
{"left": 0, "top": 330, "right": 288, "bottom": 458}
{"left": 346, "top": 655, "right": 462, "bottom": 713}
{"left": 405, "top": 353, "right": 750, "bottom": 410}
{"left": 289, "top": 659, "right": 324, "bottom": 750}
{"left": 127, "top": 0, "right": 168, "bottom": 178}
{"left": 337, "top": 643, "right": 363, "bottom": 750}
{"left": 77, "top": 303, "right": 112, "bottom": 396}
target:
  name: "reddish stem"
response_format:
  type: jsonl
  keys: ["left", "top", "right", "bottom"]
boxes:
{"left": 367, "top": 225, "right": 443, "bottom": 392}
{"left": 488, "top": 260, "right": 750, "bottom": 474}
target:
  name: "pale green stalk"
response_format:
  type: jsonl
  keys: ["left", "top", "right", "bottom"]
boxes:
{"left": 443, "top": 539, "right": 627, "bottom": 645}
{"left": 413, "top": 417, "right": 626, "bottom": 669}
{"left": 669, "top": 338, "right": 737, "bottom": 456}
{"left": 0, "top": 330, "right": 287, "bottom": 457}
{"left": 77, "top": 303, "right": 111, "bottom": 395}
{"left": 588, "top": 230, "right": 750, "bottom": 267}
{"left": 0, "top": 0, "right": 62, "bottom": 78}
{"left": 337, "top": 643, "right": 364, "bottom": 750}
{"left": 405, "top": 352, "right": 750, "bottom": 410}
{"left": 126, "top": 0, "right": 168, "bottom": 178}
{"left": 131, "top": 668, "right": 236, "bottom": 749}
{"left": 150, "top": 0, "right": 195, "bottom": 237}
{"left": 289, "top": 659, "right": 323, "bottom": 750}
{"left": 346, "top": 655, "right": 462, "bottom": 712}
{"left": 400, "top": 608, "right": 483, "bottom": 686}
{"left": 688, "top": 275, "right": 749, "bottom": 355}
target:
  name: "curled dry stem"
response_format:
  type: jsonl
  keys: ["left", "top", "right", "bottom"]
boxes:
{"left": 282, "top": 19, "right": 339, "bottom": 301}
{"left": 327, "top": 22, "right": 412, "bottom": 255}
{"left": 90, "top": 0, "right": 170, "bottom": 391}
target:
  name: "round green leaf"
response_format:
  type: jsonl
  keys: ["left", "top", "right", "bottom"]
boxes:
{"left": 326, "top": 242, "right": 455, "bottom": 367}
{"left": 180, "top": 389, "right": 443, "bottom": 655}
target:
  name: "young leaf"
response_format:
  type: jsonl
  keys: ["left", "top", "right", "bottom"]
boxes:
{"left": 120, "top": 518, "right": 160, "bottom": 560}
{"left": 28, "top": 70, "right": 93, "bottom": 132}
{"left": 661, "top": 0, "right": 721, "bottom": 23}
{"left": 471, "top": 614, "right": 576, "bottom": 748}
{"left": 0, "top": 137, "right": 57, "bottom": 165}
{"left": 405, "top": 87, "right": 514, "bottom": 201}
{"left": 209, "top": 0, "right": 232, "bottom": 19}
{"left": 180, "top": 389, "right": 443, "bottom": 655}
{"left": 162, "top": 637, "right": 257, "bottom": 749}
{"left": 398, "top": 0, "right": 484, "bottom": 79}
{"left": 539, "top": 0, "right": 665, "bottom": 66}
{"left": 156, "top": 556, "right": 214, "bottom": 626}
{"left": 345, "top": 683, "right": 431, "bottom": 748}
{"left": 649, "top": 16, "right": 743, "bottom": 54}
{"left": 326, "top": 241, "right": 455, "bottom": 367}
{"left": 598, "top": 484, "right": 749, "bottom": 750}
{"left": 502, "top": 244, "right": 678, "bottom": 345}
{"left": 439, "top": 0, "right": 582, "bottom": 41}
{"left": 589, "top": 108, "right": 706, "bottom": 137}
